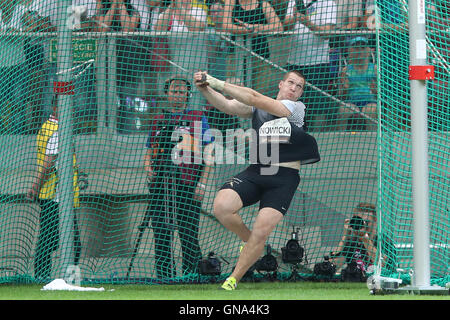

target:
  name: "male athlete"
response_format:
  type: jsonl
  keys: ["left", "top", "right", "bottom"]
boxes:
{"left": 193, "top": 70, "right": 320, "bottom": 290}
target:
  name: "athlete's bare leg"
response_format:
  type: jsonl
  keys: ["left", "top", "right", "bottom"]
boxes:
{"left": 229, "top": 207, "right": 283, "bottom": 283}
{"left": 213, "top": 189, "right": 250, "bottom": 242}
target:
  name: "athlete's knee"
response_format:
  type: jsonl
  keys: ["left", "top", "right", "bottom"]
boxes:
{"left": 251, "top": 208, "right": 283, "bottom": 241}
{"left": 250, "top": 225, "right": 273, "bottom": 244}
{"left": 213, "top": 190, "right": 242, "bottom": 219}
{"left": 213, "top": 196, "right": 233, "bottom": 219}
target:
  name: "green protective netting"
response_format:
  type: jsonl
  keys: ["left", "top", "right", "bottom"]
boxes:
{"left": 0, "top": 0, "right": 447, "bottom": 286}
{"left": 377, "top": 0, "right": 449, "bottom": 287}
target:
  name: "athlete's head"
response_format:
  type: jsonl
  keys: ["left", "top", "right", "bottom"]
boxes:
{"left": 277, "top": 70, "right": 305, "bottom": 101}
{"left": 164, "top": 75, "right": 192, "bottom": 110}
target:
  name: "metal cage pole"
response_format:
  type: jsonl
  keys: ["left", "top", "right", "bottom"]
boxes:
{"left": 409, "top": 0, "right": 431, "bottom": 289}
{"left": 56, "top": 0, "right": 75, "bottom": 280}
{"left": 399, "top": 0, "right": 446, "bottom": 294}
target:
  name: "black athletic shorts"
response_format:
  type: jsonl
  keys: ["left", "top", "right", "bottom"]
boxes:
{"left": 219, "top": 164, "right": 300, "bottom": 215}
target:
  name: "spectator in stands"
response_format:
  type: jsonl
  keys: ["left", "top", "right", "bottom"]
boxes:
{"left": 21, "top": 0, "right": 47, "bottom": 133}
{"left": 335, "top": 0, "right": 363, "bottom": 30}
{"left": 336, "top": 36, "right": 376, "bottom": 131}
{"left": 369, "top": 0, "right": 407, "bottom": 31}
{"left": 24, "top": 0, "right": 99, "bottom": 133}
{"left": 26, "top": 93, "right": 81, "bottom": 282}
{"left": 207, "top": 0, "right": 229, "bottom": 81}
{"left": 222, "top": 0, "right": 283, "bottom": 94}
{"left": 95, "top": 0, "right": 118, "bottom": 31}
{"left": 370, "top": 0, "right": 409, "bottom": 130}
{"left": 329, "top": 1, "right": 365, "bottom": 81}
{"left": 152, "top": 0, "right": 208, "bottom": 100}
{"left": 142, "top": 75, "right": 213, "bottom": 278}
{"left": 72, "top": 0, "right": 100, "bottom": 133}
{"left": 21, "top": 0, "right": 57, "bottom": 126}
{"left": 0, "top": 0, "right": 28, "bottom": 134}
{"left": 141, "top": 0, "right": 170, "bottom": 105}
{"left": 153, "top": 0, "right": 208, "bottom": 32}
{"left": 283, "top": 0, "right": 337, "bottom": 132}
{"left": 105, "top": 0, "right": 152, "bottom": 133}
{"left": 267, "top": 0, "right": 289, "bottom": 23}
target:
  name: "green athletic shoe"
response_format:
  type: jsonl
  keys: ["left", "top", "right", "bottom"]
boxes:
{"left": 221, "top": 277, "right": 237, "bottom": 291}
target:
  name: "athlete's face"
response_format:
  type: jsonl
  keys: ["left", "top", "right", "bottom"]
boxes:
{"left": 277, "top": 72, "right": 305, "bottom": 101}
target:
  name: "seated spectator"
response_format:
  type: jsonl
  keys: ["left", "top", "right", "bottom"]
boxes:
{"left": 336, "top": 36, "right": 377, "bottom": 131}
{"left": 283, "top": 0, "right": 337, "bottom": 132}
{"left": 222, "top": 0, "right": 283, "bottom": 94}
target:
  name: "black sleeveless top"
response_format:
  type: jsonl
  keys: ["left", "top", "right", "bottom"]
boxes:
{"left": 232, "top": 0, "right": 270, "bottom": 59}
{"left": 251, "top": 109, "right": 321, "bottom": 165}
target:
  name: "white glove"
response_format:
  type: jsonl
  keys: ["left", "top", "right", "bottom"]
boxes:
{"left": 206, "top": 74, "right": 225, "bottom": 91}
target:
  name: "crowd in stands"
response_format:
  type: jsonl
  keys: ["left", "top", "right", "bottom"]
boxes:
{"left": 0, "top": 0, "right": 448, "bottom": 134}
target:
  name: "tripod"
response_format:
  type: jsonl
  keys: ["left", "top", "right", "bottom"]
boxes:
{"left": 286, "top": 263, "right": 306, "bottom": 282}
{"left": 127, "top": 173, "right": 177, "bottom": 280}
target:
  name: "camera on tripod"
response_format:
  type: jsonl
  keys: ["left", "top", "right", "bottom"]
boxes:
{"left": 313, "top": 255, "right": 336, "bottom": 279}
{"left": 199, "top": 252, "right": 221, "bottom": 276}
{"left": 282, "top": 229, "right": 304, "bottom": 264}
{"left": 255, "top": 245, "right": 278, "bottom": 272}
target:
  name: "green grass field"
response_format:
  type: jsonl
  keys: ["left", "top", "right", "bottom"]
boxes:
{"left": 1, "top": 281, "right": 448, "bottom": 300}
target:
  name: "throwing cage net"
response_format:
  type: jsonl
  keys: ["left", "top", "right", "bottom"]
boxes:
{"left": 0, "top": 0, "right": 448, "bottom": 286}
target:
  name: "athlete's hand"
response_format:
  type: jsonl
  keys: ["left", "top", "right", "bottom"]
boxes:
{"left": 194, "top": 71, "right": 209, "bottom": 88}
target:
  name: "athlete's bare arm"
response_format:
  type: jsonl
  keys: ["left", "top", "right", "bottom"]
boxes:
{"left": 194, "top": 75, "right": 253, "bottom": 118}
{"left": 194, "top": 71, "right": 291, "bottom": 118}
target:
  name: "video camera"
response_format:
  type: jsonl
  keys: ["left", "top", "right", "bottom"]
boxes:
{"left": 313, "top": 255, "right": 336, "bottom": 279}
{"left": 341, "top": 261, "right": 366, "bottom": 282}
{"left": 199, "top": 252, "right": 221, "bottom": 276}
{"left": 255, "top": 245, "right": 278, "bottom": 272}
{"left": 281, "top": 229, "right": 304, "bottom": 264}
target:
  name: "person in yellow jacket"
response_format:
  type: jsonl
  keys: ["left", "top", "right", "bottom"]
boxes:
{"left": 27, "top": 95, "right": 81, "bottom": 281}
